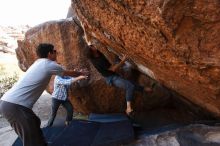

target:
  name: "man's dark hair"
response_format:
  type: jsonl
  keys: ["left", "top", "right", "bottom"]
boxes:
{"left": 36, "top": 43, "right": 54, "bottom": 58}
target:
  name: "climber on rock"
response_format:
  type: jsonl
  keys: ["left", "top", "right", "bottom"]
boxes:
{"left": 87, "top": 44, "right": 152, "bottom": 117}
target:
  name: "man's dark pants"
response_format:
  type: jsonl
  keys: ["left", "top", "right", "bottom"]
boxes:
{"left": 0, "top": 100, "right": 47, "bottom": 146}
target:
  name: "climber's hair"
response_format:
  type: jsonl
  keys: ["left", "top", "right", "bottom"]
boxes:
{"left": 36, "top": 43, "right": 54, "bottom": 58}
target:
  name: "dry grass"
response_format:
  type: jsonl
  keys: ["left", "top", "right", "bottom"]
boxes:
{"left": 0, "top": 52, "right": 24, "bottom": 77}
{"left": 0, "top": 53, "right": 23, "bottom": 97}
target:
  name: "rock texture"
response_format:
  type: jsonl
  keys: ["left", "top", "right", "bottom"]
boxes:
{"left": 127, "top": 124, "right": 220, "bottom": 146}
{"left": 71, "top": 0, "right": 220, "bottom": 117}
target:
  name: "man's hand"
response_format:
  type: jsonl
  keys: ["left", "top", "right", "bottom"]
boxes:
{"left": 121, "top": 54, "right": 128, "bottom": 62}
{"left": 74, "top": 68, "right": 89, "bottom": 76}
{"left": 79, "top": 68, "right": 89, "bottom": 76}
{"left": 78, "top": 75, "right": 88, "bottom": 80}
{"left": 73, "top": 75, "right": 89, "bottom": 83}
{"left": 109, "top": 54, "right": 128, "bottom": 72}
{"left": 64, "top": 68, "right": 89, "bottom": 77}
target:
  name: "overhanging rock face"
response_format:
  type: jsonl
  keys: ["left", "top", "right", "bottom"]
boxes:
{"left": 72, "top": 0, "right": 220, "bottom": 117}
{"left": 16, "top": 19, "right": 170, "bottom": 114}
{"left": 16, "top": 1, "right": 220, "bottom": 118}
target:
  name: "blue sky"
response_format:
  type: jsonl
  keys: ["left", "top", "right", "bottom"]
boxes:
{"left": 0, "top": 0, "right": 71, "bottom": 26}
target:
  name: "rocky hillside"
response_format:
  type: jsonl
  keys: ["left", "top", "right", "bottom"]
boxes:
{"left": 0, "top": 25, "right": 31, "bottom": 54}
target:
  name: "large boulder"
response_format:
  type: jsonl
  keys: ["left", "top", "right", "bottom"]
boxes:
{"left": 71, "top": 0, "right": 220, "bottom": 117}
{"left": 16, "top": 19, "right": 171, "bottom": 114}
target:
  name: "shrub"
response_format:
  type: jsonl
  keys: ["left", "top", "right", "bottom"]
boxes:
{"left": 0, "top": 65, "right": 19, "bottom": 97}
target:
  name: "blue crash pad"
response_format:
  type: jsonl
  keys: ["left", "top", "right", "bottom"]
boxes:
{"left": 13, "top": 126, "right": 65, "bottom": 146}
{"left": 52, "top": 119, "right": 134, "bottom": 146}
{"left": 13, "top": 118, "right": 134, "bottom": 146}
{"left": 88, "top": 113, "right": 129, "bottom": 123}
